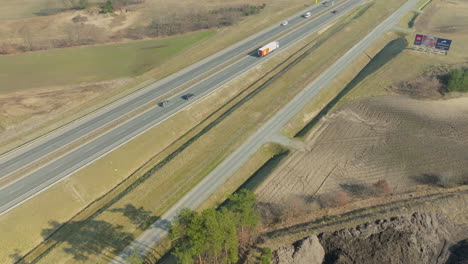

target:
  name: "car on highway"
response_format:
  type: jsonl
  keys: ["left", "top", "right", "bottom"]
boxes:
{"left": 181, "top": 93, "right": 195, "bottom": 100}
{"left": 331, "top": 10, "right": 339, "bottom": 14}
{"left": 303, "top": 12, "right": 311, "bottom": 18}
{"left": 281, "top": 20, "right": 288, "bottom": 26}
{"left": 158, "top": 100, "right": 169, "bottom": 107}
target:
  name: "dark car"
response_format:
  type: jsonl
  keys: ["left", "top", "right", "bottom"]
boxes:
{"left": 182, "top": 93, "right": 195, "bottom": 100}
{"left": 331, "top": 10, "right": 339, "bottom": 14}
{"left": 158, "top": 100, "right": 169, "bottom": 107}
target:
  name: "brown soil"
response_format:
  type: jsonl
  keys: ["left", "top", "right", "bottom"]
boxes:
{"left": 255, "top": 95, "right": 468, "bottom": 209}
{"left": 273, "top": 212, "right": 468, "bottom": 264}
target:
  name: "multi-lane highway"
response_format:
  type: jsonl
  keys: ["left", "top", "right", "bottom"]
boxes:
{"left": 0, "top": 0, "right": 356, "bottom": 215}
{"left": 112, "top": 0, "right": 421, "bottom": 262}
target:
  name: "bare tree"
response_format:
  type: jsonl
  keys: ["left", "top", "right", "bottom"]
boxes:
{"left": 373, "top": 179, "right": 393, "bottom": 195}
{"left": 319, "top": 190, "right": 351, "bottom": 208}
{"left": 0, "top": 42, "right": 16, "bottom": 54}
{"left": 19, "top": 26, "right": 34, "bottom": 51}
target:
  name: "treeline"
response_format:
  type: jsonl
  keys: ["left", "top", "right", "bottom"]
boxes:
{"left": 36, "top": 0, "right": 144, "bottom": 16}
{"left": 169, "top": 189, "right": 260, "bottom": 264}
{"left": 447, "top": 68, "right": 468, "bottom": 93}
{"left": 121, "top": 4, "right": 266, "bottom": 40}
{"left": 0, "top": 3, "right": 266, "bottom": 55}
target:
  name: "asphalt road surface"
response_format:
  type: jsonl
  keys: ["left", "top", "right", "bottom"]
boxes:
{"left": 112, "top": 0, "right": 421, "bottom": 262}
{"left": 0, "top": 0, "right": 360, "bottom": 216}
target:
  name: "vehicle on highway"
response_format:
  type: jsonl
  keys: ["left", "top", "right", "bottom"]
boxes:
{"left": 281, "top": 20, "right": 288, "bottom": 26}
{"left": 182, "top": 93, "right": 194, "bottom": 100}
{"left": 303, "top": 12, "right": 311, "bottom": 18}
{"left": 258, "top": 41, "right": 280, "bottom": 57}
{"left": 158, "top": 100, "right": 169, "bottom": 107}
{"left": 331, "top": 10, "right": 339, "bottom": 14}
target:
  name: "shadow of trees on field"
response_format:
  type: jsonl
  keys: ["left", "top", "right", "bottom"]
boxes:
{"left": 411, "top": 173, "right": 443, "bottom": 187}
{"left": 340, "top": 183, "right": 376, "bottom": 197}
{"left": 296, "top": 37, "right": 409, "bottom": 138}
{"left": 12, "top": 204, "right": 159, "bottom": 263}
{"left": 40, "top": 220, "right": 134, "bottom": 261}
{"left": 9, "top": 249, "right": 22, "bottom": 263}
{"left": 110, "top": 204, "right": 160, "bottom": 231}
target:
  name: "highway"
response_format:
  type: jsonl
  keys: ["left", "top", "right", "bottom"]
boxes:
{"left": 0, "top": 0, "right": 356, "bottom": 215}
{"left": 112, "top": 0, "right": 421, "bottom": 262}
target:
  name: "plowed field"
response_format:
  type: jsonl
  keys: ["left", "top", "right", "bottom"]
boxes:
{"left": 256, "top": 96, "right": 468, "bottom": 205}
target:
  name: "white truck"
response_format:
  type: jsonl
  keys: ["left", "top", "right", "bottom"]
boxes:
{"left": 258, "top": 41, "right": 280, "bottom": 57}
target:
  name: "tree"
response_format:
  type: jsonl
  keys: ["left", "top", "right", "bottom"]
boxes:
{"left": 202, "top": 208, "right": 238, "bottom": 264}
{"left": 260, "top": 247, "right": 272, "bottom": 264}
{"left": 373, "top": 179, "right": 393, "bottom": 195}
{"left": 226, "top": 189, "right": 259, "bottom": 231}
{"left": 170, "top": 208, "right": 206, "bottom": 264}
{"left": 101, "top": 0, "right": 114, "bottom": 13}
{"left": 169, "top": 189, "right": 260, "bottom": 264}
{"left": 19, "top": 26, "right": 34, "bottom": 51}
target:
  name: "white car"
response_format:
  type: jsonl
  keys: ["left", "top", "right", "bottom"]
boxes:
{"left": 303, "top": 12, "right": 311, "bottom": 18}
{"left": 281, "top": 20, "right": 288, "bottom": 26}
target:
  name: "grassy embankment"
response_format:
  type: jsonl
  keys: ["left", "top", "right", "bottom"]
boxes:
{"left": 1, "top": 1, "right": 407, "bottom": 263}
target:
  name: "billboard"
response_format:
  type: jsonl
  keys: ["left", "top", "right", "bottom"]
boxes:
{"left": 414, "top": 34, "right": 452, "bottom": 51}
{"left": 435, "top": 38, "right": 452, "bottom": 50}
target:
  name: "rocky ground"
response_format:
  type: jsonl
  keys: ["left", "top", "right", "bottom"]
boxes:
{"left": 273, "top": 212, "right": 468, "bottom": 264}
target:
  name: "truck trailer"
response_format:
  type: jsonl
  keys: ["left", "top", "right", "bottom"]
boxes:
{"left": 258, "top": 41, "right": 279, "bottom": 57}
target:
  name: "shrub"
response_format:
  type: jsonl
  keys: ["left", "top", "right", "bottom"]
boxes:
{"left": 447, "top": 69, "right": 468, "bottom": 93}
{"left": 101, "top": 0, "right": 114, "bottom": 13}
{"left": 0, "top": 43, "right": 17, "bottom": 54}
{"left": 373, "top": 179, "right": 393, "bottom": 195}
{"left": 77, "top": 0, "right": 90, "bottom": 9}
{"left": 260, "top": 247, "right": 272, "bottom": 264}
{"left": 320, "top": 190, "right": 351, "bottom": 208}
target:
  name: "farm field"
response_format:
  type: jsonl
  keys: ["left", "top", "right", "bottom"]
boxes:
{"left": 256, "top": 95, "right": 468, "bottom": 206}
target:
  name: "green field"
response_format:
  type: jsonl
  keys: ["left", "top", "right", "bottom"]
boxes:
{"left": 0, "top": 31, "right": 215, "bottom": 94}
{"left": 0, "top": 0, "right": 49, "bottom": 20}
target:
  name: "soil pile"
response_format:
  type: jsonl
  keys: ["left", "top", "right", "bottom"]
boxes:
{"left": 273, "top": 212, "right": 468, "bottom": 264}
{"left": 273, "top": 235, "right": 324, "bottom": 264}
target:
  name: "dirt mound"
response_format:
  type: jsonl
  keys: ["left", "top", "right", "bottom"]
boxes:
{"left": 320, "top": 212, "right": 462, "bottom": 264}
{"left": 273, "top": 235, "right": 324, "bottom": 264}
{"left": 273, "top": 212, "right": 467, "bottom": 264}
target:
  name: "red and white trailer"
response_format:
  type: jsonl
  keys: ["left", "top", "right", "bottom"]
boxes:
{"left": 258, "top": 41, "right": 279, "bottom": 57}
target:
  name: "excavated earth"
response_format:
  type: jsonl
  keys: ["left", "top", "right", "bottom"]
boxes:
{"left": 273, "top": 212, "right": 468, "bottom": 264}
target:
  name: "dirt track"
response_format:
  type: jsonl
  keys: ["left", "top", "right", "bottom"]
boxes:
{"left": 256, "top": 95, "right": 468, "bottom": 206}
